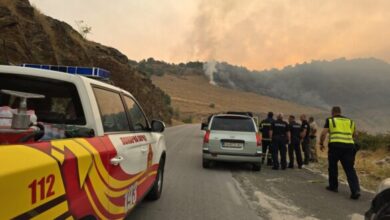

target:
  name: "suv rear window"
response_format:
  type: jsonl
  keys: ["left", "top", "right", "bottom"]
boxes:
{"left": 0, "top": 73, "right": 85, "bottom": 125}
{"left": 211, "top": 116, "right": 255, "bottom": 132}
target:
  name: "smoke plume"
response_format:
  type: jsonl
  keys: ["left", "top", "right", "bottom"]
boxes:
{"left": 183, "top": 0, "right": 390, "bottom": 70}
{"left": 203, "top": 61, "right": 217, "bottom": 85}
{"left": 207, "top": 58, "right": 390, "bottom": 132}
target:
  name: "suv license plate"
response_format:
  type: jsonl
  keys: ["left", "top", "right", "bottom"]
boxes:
{"left": 223, "top": 142, "right": 243, "bottom": 148}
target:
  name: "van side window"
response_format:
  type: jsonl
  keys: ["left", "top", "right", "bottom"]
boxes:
{"left": 123, "top": 96, "right": 149, "bottom": 132}
{"left": 0, "top": 73, "right": 85, "bottom": 125}
{"left": 93, "top": 87, "right": 130, "bottom": 132}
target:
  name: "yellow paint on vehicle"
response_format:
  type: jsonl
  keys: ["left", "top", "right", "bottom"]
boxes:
{"left": 52, "top": 140, "right": 94, "bottom": 188}
{"left": 76, "top": 139, "right": 147, "bottom": 189}
{"left": 137, "top": 171, "right": 157, "bottom": 186}
{"left": 51, "top": 148, "right": 65, "bottom": 164}
{"left": 30, "top": 201, "right": 69, "bottom": 220}
{"left": 84, "top": 183, "right": 109, "bottom": 220}
{"left": 0, "top": 145, "right": 67, "bottom": 219}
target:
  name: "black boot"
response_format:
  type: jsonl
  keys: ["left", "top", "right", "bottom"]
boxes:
{"left": 350, "top": 192, "right": 361, "bottom": 200}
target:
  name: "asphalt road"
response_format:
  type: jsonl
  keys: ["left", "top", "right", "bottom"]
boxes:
{"left": 127, "top": 124, "right": 374, "bottom": 220}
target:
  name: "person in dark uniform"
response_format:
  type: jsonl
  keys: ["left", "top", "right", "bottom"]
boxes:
{"left": 288, "top": 115, "right": 303, "bottom": 169}
{"left": 269, "top": 113, "right": 291, "bottom": 170}
{"left": 259, "top": 112, "right": 274, "bottom": 166}
{"left": 300, "top": 114, "right": 311, "bottom": 165}
{"left": 320, "top": 106, "right": 361, "bottom": 200}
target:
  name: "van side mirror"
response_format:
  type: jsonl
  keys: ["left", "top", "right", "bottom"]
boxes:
{"left": 201, "top": 123, "right": 208, "bottom": 130}
{"left": 151, "top": 120, "right": 165, "bottom": 133}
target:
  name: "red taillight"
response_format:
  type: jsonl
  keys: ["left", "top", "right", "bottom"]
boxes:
{"left": 256, "top": 133, "right": 262, "bottom": 147}
{"left": 204, "top": 131, "right": 210, "bottom": 144}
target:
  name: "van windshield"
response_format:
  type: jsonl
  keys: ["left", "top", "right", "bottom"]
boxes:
{"left": 210, "top": 116, "right": 255, "bottom": 132}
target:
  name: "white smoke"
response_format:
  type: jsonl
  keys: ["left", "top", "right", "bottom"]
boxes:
{"left": 203, "top": 60, "right": 217, "bottom": 85}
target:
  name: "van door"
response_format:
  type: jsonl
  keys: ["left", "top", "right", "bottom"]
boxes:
{"left": 122, "top": 96, "right": 157, "bottom": 201}
{"left": 93, "top": 87, "right": 147, "bottom": 218}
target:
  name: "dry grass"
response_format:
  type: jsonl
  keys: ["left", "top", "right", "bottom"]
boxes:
{"left": 2, "top": 0, "right": 18, "bottom": 15}
{"left": 354, "top": 149, "right": 390, "bottom": 190}
{"left": 170, "top": 119, "right": 185, "bottom": 127}
{"left": 152, "top": 73, "right": 325, "bottom": 122}
{"left": 32, "top": 5, "right": 61, "bottom": 63}
{"left": 312, "top": 147, "right": 390, "bottom": 191}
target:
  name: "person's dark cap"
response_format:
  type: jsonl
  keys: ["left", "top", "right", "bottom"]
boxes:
{"left": 267, "top": 112, "right": 274, "bottom": 118}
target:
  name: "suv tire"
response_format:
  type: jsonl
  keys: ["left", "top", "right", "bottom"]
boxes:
{"left": 202, "top": 158, "right": 211, "bottom": 169}
{"left": 252, "top": 163, "right": 261, "bottom": 171}
{"left": 146, "top": 159, "right": 164, "bottom": 200}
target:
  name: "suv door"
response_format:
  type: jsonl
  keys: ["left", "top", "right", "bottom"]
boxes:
{"left": 122, "top": 96, "right": 157, "bottom": 194}
{"left": 93, "top": 87, "right": 147, "bottom": 217}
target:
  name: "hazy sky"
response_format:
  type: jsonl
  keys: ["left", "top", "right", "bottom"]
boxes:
{"left": 30, "top": 0, "right": 390, "bottom": 70}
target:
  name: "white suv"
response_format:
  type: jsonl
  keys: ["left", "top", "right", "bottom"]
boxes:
{"left": 202, "top": 114, "right": 262, "bottom": 171}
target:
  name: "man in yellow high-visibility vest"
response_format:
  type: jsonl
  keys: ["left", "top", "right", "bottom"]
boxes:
{"left": 320, "top": 106, "right": 361, "bottom": 200}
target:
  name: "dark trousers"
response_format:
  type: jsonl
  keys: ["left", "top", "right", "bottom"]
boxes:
{"left": 302, "top": 138, "right": 310, "bottom": 164}
{"left": 272, "top": 136, "right": 287, "bottom": 169}
{"left": 262, "top": 140, "right": 272, "bottom": 161}
{"left": 288, "top": 139, "right": 303, "bottom": 167}
{"left": 328, "top": 144, "right": 360, "bottom": 194}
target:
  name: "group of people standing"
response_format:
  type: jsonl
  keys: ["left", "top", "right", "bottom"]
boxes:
{"left": 260, "top": 112, "right": 318, "bottom": 170}
{"left": 259, "top": 107, "right": 361, "bottom": 200}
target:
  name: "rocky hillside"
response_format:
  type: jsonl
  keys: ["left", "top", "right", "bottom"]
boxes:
{"left": 0, "top": 0, "right": 172, "bottom": 123}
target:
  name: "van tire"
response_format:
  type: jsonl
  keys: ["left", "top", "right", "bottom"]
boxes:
{"left": 146, "top": 159, "right": 164, "bottom": 201}
{"left": 375, "top": 202, "right": 390, "bottom": 219}
{"left": 202, "top": 159, "right": 211, "bottom": 169}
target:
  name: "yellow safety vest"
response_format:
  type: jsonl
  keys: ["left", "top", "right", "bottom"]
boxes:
{"left": 328, "top": 117, "right": 355, "bottom": 144}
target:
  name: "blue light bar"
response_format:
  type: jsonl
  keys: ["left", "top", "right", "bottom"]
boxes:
{"left": 21, "top": 64, "right": 110, "bottom": 79}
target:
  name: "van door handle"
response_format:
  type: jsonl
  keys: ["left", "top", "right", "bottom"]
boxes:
{"left": 110, "top": 156, "right": 124, "bottom": 166}
{"left": 141, "top": 147, "right": 148, "bottom": 153}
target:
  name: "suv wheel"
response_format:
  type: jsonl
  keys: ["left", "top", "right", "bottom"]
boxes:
{"left": 252, "top": 163, "right": 261, "bottom": 171}
{"left": 202, "top": 158, "right": 211, "bottom": 169}
{"left": 375, "top": 202, "right": 390, "bottom": 219}
{"left": 146, "top": 159, "right": 164, "bottom": 200}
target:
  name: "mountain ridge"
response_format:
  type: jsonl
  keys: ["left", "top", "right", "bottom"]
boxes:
{"left": 133, "top": 57, "right": 390, "bottom": 132}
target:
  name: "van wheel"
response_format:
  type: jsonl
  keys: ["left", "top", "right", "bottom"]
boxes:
{"left": 252, "top": 163, "right": 261, "bottom": 171}
{"left": 202, "top": 159, "right": 211, "bottom": 169}
{"left": 146, "top": 159, "right": 164, "bottom": 201}
{"left": 375, "top": 202, "right": 390, "bottom": 219}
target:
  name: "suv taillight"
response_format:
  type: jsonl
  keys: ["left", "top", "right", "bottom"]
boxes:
{"left": 256, "top": 133, "right": 262, "bottom": 147}
{"left": 204, "top": 131, "right": 210, "bottom": 144}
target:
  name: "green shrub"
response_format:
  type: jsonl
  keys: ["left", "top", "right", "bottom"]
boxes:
{"left": 209, "top": 103, "right": 215, "bottom": 108}
{"left": 173, "top": 107, "right": 180, "bottom": 118}
{"left": 355, "top": 131, "right": 390, "bottom": 151}
{"left": 182, "top": 116, "right": 193, "bottom": 124}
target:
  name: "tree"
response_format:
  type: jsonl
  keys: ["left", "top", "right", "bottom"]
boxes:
{"left": 75, "top": 20, "right": 92, "bottom": 39}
